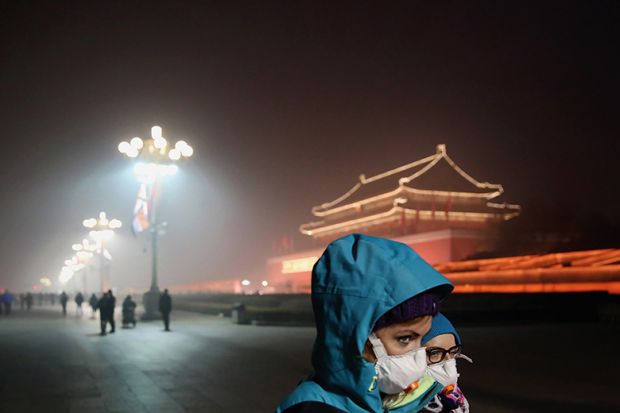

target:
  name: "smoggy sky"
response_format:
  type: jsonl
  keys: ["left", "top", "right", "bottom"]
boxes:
{"left": 1, "top": 1, "right": 618, "bottom": 291}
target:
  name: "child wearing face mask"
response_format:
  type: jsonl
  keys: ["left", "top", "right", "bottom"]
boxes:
{"left": 276, "top": 234, "right": 454, "bottom": 413}
{"left": 421, "top": 313, "right": 472, "bottom": 413}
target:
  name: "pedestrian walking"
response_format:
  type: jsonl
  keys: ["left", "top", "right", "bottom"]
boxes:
{"left": 97, "top": 292, "right": 108, "bottom": 335}
{"left": 107, "top": 290, "right": 116, "bottom": 332}
{"left": 26, "top": 292, "right": 33, "bottom": 311}
{"left": 98, "top": 290, "right": 116, "bottom": 335}
{"left": 2, "top": 290, "right": 14, "bottom": 316}
{"left": 159, "top": 289, "right": 172, "bottom": 331}
{"left": 59, "top": 291, "right": 68, "bottom": 316}
{"left": 276, "top": 234, "right": 454, "bottom": 413}
{"left": 19, "top": 293, "right": 25, "bottom": 310}
{"left": 89, "top": 293, "right": 98, "bottom": 319}
{"left": 75, "top": 292, "right": 84, "bottom": 316}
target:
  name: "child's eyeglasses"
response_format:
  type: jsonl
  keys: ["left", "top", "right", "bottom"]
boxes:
{"left": 426, "top": 345, "right": 462, "bottom": 365}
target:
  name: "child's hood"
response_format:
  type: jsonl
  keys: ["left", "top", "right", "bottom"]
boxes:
{"left": 422, "top": 313, "right": 461, "bottom": 346}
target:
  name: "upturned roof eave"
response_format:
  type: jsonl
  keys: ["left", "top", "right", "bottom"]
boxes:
{"left": 301, "top": 203, "right": 518, "bottom": 237}
{"left": 311, "top": 144, "right": 505, "bottom": 217}
{"left": 312, "top": 185, "right": 503, "bottom": 218}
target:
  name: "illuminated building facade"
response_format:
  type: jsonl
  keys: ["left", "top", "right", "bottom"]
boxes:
{"left": 300, "top": 144, "right": 520, "bottom": 241}
{"left": 268, "top": 144, "right": 521, "bottom": 293}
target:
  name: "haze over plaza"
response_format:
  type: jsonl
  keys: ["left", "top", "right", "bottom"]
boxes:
{"left": 0, "top": 2, "right": 618, "bottom": 292}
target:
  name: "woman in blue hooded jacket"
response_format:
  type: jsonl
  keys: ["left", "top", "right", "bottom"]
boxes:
{"left": 276, "top": 234, "right": 454, "bottom": 413}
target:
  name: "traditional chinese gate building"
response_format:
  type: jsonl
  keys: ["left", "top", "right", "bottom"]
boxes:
{"left": 267, "top": 144, "right": 521, "bottom": 293}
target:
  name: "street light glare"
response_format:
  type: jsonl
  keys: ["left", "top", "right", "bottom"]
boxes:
{"left": 83, "top": 218, "right": 97, "bottom": 228}
{"left": 151, "top": 126, "right": 162, "bottom": 140}
{"left": 98, "top": 212, "right": 109, "bottom": 225}
{"left": 130, "top": 137, "right": 144, "bottom": 149}
{"left": 76, "top": 250, "right": 93, "bottom": 260}
{"left": 169, "top": 149, "right": 181, "bottom": 161}
{"left": 109, "top": 219, "right": 122, "bottom": 229}
{"left": 175, "top": 140, "right": 194, "bottom": 157}
{"left": 134, "top": 162, "right": 155, "bottom": 178}
{"left": 118, "top": 141, "right": 130, "bottom": 154}
{"left": 153, "top": 137, "right": 167, "bottom": 150}
{"left": 134, "top": 162, "right": 179, "bottom": 179}
{"left": 59, "top": 265, "right": 75, "bottom": 284}
{"left": 181, "top": 145, "right": 193, "bottom": 157}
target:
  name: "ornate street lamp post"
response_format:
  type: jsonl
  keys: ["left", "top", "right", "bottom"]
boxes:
{"left": 118, "top": 126, "right": 193, "bottom": 319}
{"left": 83, "top": 212, "right": 122, "bottom": 292}
{"left": 72, "top": 238, "right": 98, "bottom": 293}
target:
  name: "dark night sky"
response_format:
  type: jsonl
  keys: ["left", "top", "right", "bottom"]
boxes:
{"left": 0, "top": 1, "right": 618, "bottom": 291}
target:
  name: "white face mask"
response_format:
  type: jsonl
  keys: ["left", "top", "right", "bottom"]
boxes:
{"left": 368, "top": 333, "right": 428, "bottom": 394}
{"left": 427, "top": 358, "right": 459, "bottom": 389}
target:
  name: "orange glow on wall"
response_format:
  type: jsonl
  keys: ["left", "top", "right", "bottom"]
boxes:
{"left": 174, "top": 246, "right": 620, "bottom": 296}
{"left": 454, "top": 282, "right": 620, "bottom": 294}
{"left": 281, "top": 256, "right": 318, "bottom": 274}
{"left": 440, "top": 249, "right": 620, "bottom": 295}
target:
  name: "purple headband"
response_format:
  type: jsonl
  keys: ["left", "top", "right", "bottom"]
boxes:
{"left": 373, "top": 292, "right": 439, "bottom": 331}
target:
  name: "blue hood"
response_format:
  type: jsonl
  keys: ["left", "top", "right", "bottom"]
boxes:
{"left": 422, "top": 313, "right": 461, "bottom": 346}
{"left": 282, "top": 234, "right": 453, "bottom": 412}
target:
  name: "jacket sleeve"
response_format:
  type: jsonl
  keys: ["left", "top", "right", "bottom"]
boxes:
{"left": 281, "top": 402, "right": 347, "bottom": 413}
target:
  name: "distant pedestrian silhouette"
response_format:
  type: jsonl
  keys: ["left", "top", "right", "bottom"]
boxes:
{"left": 59, "top": 291, "right": 68, "bottom": 316}
{"left": 19, "top": 293, "right": 25, "bottom": 310}
{"left": 75, "top": 292, "right": 84, "bottom": 316}
{"left": 2, "top": 290, "right": 14, "bottom": 315}
{"left": 26, "top": 292, "right": 33, "bottom": 311}
{"left": 159, "top": 289, "right": 172, "bottom": 331}
{"left": 89, "top": 293, "right": 98, "bottom": 319}
{"left": 98, "top": 290, "right": 116, "bottom": 335}
{"left": 122, "top": 295, "right": 137, "bottom": 328}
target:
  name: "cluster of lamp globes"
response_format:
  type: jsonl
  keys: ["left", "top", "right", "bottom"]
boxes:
{"left": 83, "top": 212, "right": 122, "bottom": 242}
{"left": 57, "top": 212, "right": 122, "bottom": 285}
{"left": 117, "top": 126, "right": 194, "bottom": 160}
{"left": 118, "top": 126, "right": 194, "bottom": 181}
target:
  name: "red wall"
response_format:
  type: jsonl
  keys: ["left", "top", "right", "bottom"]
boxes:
{"left": 265, "top": 230, "right": 487, "bottom": 293}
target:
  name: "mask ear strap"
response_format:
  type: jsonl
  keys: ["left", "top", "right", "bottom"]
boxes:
{"left": 456, "top": 354, "right": 474, "bottom": 364}
{"left": 368, "top": 333, "right": 388, "bottom": 359}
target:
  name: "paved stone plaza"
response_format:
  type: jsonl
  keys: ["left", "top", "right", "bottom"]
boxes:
{"left": 0, "top": 306, "right": 618, "bottom": 412}
{"left": 0, "top": 307, "right": 310, "bottom": 413}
